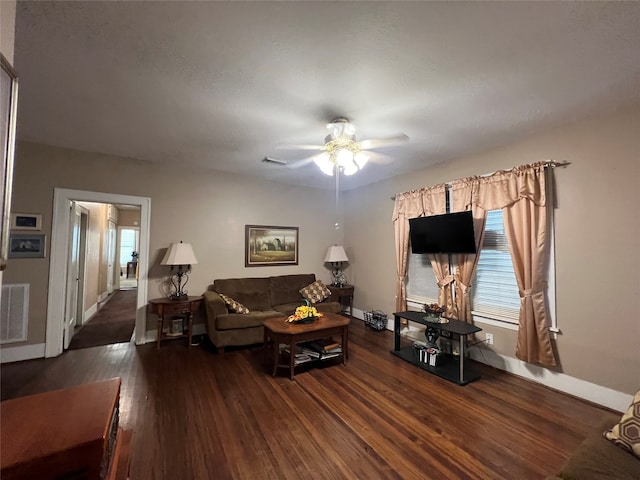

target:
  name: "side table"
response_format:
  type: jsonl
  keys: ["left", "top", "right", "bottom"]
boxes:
{"left": 391, "top": 311, "right": 482, "bottom": 385}
{"left": 327, "top": 284, "right": 354, "bottom": 317}
{"left": 148, "top": 296, "right": 203, "bottom": 349}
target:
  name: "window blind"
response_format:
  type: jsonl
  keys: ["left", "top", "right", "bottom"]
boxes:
{"left": 471, "top": 210, "right": 520, "bottom": 322}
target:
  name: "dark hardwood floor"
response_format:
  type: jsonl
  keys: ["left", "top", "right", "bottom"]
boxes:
{"left": 1, "top": 320, "right": 618, "bottom": 480}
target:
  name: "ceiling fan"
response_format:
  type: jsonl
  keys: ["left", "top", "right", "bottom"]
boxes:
{"left": 263, "top": 117, "right": 408, "bottom": 176}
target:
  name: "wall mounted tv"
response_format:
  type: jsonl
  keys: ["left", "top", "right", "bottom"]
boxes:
{"left": 409, "top": 211, "right": 477, "bottom": 254}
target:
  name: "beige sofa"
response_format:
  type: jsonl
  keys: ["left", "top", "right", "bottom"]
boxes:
{"left": 204, "top": 274, "right": 341, "bottom": 352}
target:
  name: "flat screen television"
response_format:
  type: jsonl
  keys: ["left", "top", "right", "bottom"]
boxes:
{"left": 409, "top": 211, "right": 477, "bottom": 254}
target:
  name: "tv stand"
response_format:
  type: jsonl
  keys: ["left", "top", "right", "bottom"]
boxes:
{"left": 392, "top": 311, "right": 482, "bottom": 385}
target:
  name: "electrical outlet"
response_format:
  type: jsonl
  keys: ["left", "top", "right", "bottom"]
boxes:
{"left": 485, "top": 333, "right": 494, "bottom": 345}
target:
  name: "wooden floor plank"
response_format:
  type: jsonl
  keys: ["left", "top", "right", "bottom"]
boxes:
{"left": 1, "top": 320, "right": 619, "bottom": 479}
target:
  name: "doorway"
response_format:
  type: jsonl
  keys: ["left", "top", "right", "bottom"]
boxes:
{"left": 66, "top": 203, "right": 142, "bottom": 350}
{"left": 119, "top": 226, "right": 139, "bottom": 290}
{"left": 46, "top": 188, "right": 151, "bottom": 358}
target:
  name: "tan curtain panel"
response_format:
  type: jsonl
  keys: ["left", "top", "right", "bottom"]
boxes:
{"left": 392, "top": 185, "right": 446, "bottom": 312}
{"left": 393, "top": 161, "right": 557, "bottom": 367}
{"left": 419, "top": 193, "right": 453, "bottom": 316}
{"left": 451, "top": 178, "right": 487, "bottom": 323}
{"left": 476, "top": 162, "right": 556, "bottom": 367}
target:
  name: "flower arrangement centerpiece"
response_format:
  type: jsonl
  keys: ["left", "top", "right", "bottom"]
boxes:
{"left": 422, "top": 303, "right": 447, "bottom": 323}
{"left": 286, "top": 299, "right": 322, "bottom": 324}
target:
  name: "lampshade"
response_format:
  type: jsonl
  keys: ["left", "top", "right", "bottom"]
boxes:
{"left": 161, "top": 241, "right": 198, "bottom": 266}
{"left": 314, "top": 155, "right": 335, "bottom": 176}
{"left": 324, "top": 245, "right": 348, "bottom": 263}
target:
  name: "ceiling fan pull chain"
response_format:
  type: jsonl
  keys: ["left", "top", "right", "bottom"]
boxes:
{"left": 335, "top": 168, "right": 341, "bottom": 230}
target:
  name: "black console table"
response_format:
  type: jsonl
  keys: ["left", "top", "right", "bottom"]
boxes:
{"left": 392, "top": 311, "right": 482, "bottom": 385}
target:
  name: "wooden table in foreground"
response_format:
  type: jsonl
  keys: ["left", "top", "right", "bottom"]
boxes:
{"left": 263, "top": 312, "right": 350, "bottom": 380}
{"left": 1, "top": 377, "right": 131, "bottom": 480}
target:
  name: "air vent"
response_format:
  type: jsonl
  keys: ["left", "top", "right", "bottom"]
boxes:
{"left": 1, "top": 284, "right": 29, "bottom": 344}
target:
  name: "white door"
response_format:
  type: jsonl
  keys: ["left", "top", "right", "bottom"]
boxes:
{"left": 64, "top": 202, "right": 81, "bottom": 349}
{"left": 106, "top": 220, "right": 117, "bottom": 294}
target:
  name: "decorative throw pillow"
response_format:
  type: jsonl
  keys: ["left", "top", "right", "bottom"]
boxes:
{"left": 219, "top": 293, "right": 250, "bottom": 314}
{"left": 299, "top": 280, "right": 331, "bottom": 304}
{"left": 604, "top": 390, "right": 640, "bottom": 458}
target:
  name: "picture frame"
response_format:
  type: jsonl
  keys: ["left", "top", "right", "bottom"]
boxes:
{"left": 8, "top": 233, "right": 47, "bottom": 259}
{"left": 11, "top": 213, "right": 42, "bottom": 231}
{"left": 245, "top": 225, "right": 299, "bottom": 267}
{"left": 1, "top": 55, "right": 19, "bottom": 270}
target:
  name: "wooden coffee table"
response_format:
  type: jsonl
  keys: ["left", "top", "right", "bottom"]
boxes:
{"left": 263, "top": 312, "right": 350, "bottom": 380}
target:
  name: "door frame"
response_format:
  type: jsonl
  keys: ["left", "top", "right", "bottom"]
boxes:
{"left": 46, "top": 188, "right": 151, "bottom": 357}
{"left": 63, "top": 201, "right": 82, "bottom": 349}
{"left": 76, "top": 205, "right": 89, "bottom": 326}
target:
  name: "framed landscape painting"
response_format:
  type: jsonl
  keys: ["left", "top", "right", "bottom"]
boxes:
{"left": 8, "top": 233, "right": 47, "bottom": 259}
{"left": 245, "top": 225, "right": 298, "bottom": 267}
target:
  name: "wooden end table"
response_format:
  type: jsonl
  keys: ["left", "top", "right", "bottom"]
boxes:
{"left": 148, "top": 296, "right": 203, "bottom": 349}
{"left": 327, "top": 284, "right": 354, "bottom": 317}
{"left": 263, "top": 312, "right": 350, "bottom": 380}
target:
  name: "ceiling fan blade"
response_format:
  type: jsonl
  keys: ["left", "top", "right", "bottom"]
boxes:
{"left": 359, "top": 133, "right": 409, "bottom": 150}
{"left": 286, "top": 153, "right": 325, "bottom": 169}
{"left": 276, "top": 143, "right": 325, "bottom": 151}
{"left": 367, "top": 151, "right": 395, "bottom": 165}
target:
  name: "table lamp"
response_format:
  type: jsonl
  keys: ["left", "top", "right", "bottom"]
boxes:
{"left": 324, "top": 245, "right": 349, "bottom": 286}
{"left": 161, "top": 241, "right": 198, "bottom": 300}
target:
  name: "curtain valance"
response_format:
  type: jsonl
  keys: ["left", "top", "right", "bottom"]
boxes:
{"left": 392, "top": 184, "right": 446, "bottom": 222}
{"left": 473, "top": 162, "right": 547, "bottom": 211}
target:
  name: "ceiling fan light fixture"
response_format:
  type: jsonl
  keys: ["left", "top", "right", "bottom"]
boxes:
{"left": 354, "top": 152, "right": 369, "bottom": 169}
{"left": 342, "top": 160, "right": 359, "bottom": 176}
{"left": 327, "top": 118, "right": 356, "bottom": 140}
{"left": 314, "top": 154, "right": 335, "bottom": 176}
{"left": 336, "top": 148, "right": 354, "bottom": 167}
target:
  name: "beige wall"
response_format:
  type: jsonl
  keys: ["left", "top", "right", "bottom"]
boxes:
{"left": 0, "top": 1, "right": 16, "bottom": 65}
{"left": 77, "top": 202, "right": 107, "bottom": 313}
{"left": 118, "top": 208, "right": 141, "bottom": 228}
{"left": 344, "top": 103, "right": 640, "bottom": 395}
{"left": 3, "top": 142, "right": 340, "bottom": 345}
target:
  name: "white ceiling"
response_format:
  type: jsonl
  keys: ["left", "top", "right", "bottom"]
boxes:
{"left": 13, "top": 1, "right": 640, "bottom": 191}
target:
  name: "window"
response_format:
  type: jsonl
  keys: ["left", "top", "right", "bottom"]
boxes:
{"left": 119, "top": 229, "right": 138, "bottom": 267}
{"left": 406, "top": 207, "right": 556, "bottom": 331}
{"left": 471, "top": 210, "right": 520, "bottom": 324}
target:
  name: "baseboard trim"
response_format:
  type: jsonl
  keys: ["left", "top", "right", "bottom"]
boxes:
{"left": 0, "top": 343, "right": 46, "bottom": 363}
{"left": 83, "top": 303, "right": 98, "bottom": 324}
{"left": 352, "top": 307, "right": 631, "bottom": 412}
{"left": 469, "top": 348, "right": 632, "bottom": 413}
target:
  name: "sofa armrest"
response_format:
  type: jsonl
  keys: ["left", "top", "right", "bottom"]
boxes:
{"left": 204, "top": 291, "right": 228, "bottom": 332}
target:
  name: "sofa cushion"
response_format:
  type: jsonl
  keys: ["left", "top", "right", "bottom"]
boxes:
{"left": 272, "top": 302, "right": 303, "bottom": 316}
{"left": 216, "top": 311, "right": 282, "bottom": 331}
{"left": 219, "top": 293, "right": 250, "bottom": 314}
{"left": 269, "top": 274, "right": 316, "bottom": 307}
{"left": 604, "top": 390, "right": 640, "bottom": 458}
{"left": 299, "top": 280, "right": 331, "bottom": 304}
{"left": 214, "top": 277, "right": 272, "bottom": 311}
{"left": 557, "top": 418, "right": 640, "bottom": 480}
